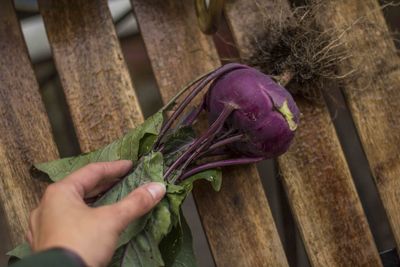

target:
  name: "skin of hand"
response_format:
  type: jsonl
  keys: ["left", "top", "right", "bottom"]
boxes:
{"left": 26, "top": 160, "right": 166, "bottom": 267}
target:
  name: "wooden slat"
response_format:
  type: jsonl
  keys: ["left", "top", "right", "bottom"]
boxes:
{"left": 0, "top": 0, "right": 59, "bottom": 245}
{"left": 224, "top": 0, "right": 383, "bottom": 266}
{"left": 38, "top": 0, "right": 143, "bottom": 152}
{"left": 130, "top": 1, "right": 288, "bottom": 266}
{"left": 312, "top": 0, "right": 400, "bottom": 248}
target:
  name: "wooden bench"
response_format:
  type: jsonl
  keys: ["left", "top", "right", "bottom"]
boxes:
{"left": 0, "top": 0, "right": 399, "bottom": 266}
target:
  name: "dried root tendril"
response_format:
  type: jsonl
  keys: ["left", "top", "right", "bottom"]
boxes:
{"left": 248, "top": 2, "right": 358, "bottom": 102}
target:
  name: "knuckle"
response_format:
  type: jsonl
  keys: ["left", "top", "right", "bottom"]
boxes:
{"left": 134, "top": 187, "right": 155, "bottom": 209}
{"left": 44, "top": 184, "right": 59, "bottom": 196}
{"left": 43, "top": 183, "right": 71, "bottom": 199}
{"left": 87, "top": 162, "right": 106, "bottom": 176}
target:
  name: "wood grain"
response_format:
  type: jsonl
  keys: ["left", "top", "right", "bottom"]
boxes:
{"left": 312, "top": 0, "right": 400, "bottom": 249}
{"left": 224, "top": 0, "right": 382, "bottom": 266}
{"left": 39, "top": 0, "right": 143, "bottom": 152}
{"left": 0, "top": 0, "right": 58, "bottom": 245}
{"left": 130, "top": 1, "right": 288, "bottom": 266}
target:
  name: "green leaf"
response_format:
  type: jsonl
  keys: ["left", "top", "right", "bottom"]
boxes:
{"left": 120, "top": 231, "right": 164, "bottom": 267}
{"left": 113, "top": 197, "right": 172, "bottom": 267}
{"left": 108, "top": 246, "right": 125, "bottom": 267}
{"left": 181, "top": 169, "right": 222, "bottom": 192}
{"left": 166, "top": 169, "right": 222, "bottom": 228}
{"left": 139, "top": 133, "right": 158, "bottom": 156}
{"left": 147, "top": 199, "right": 172, "bottom": 243}
{"left": 94, "top": 152, "right": 164, "bottom": 206}
{"left": 159, "top": 213, "right": 197, "bottom": 267}
{"left": 32, "top": 111, "right": 164, "bottom": 182}
{"left": 163, "top": 126, "right": 196, "bottom": 166}
{"left": 165, "top": 184, "right": 187, "bottom": 227}
{"left": 118, "top": 214, "right": 197, "bottom": 267}
{"left": 7, "top": 243, "right": 31, "bottom": 263}
{"left": 110, "top": 168, "right": 219, "bottom": 266}
{"left": 93, "top": 152, "right": 164, "bottom": 248}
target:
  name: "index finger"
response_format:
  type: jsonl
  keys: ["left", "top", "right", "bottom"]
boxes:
{"left": 60, "top": 160, "right": 133, "bottom": 197}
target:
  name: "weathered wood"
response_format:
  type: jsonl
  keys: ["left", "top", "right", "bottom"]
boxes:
{"left": 313, "top": 0, "right": 400, "bottom": 248}
{"left": 130, "top": 1, "right": 288, "bottom": 266}
{"left": 279, "top": 102, "right": 382, "bottom": 267}
{"left": 39, "top": 0, "right": 143, "bottom": 152}
{"left": 224, "top": 0, "right": 382, "bottom": 266}
{"left": 0, "top": 0, "right": 59, "bottom": 245}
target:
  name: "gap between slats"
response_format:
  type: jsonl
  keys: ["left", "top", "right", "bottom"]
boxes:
{"left": 323, "top": 86, "right": 396, "bottom": 253}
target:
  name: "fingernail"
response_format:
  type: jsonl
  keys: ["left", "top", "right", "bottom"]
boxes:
{"left": 145, "top": 182, "right": 166, "bottom": 200}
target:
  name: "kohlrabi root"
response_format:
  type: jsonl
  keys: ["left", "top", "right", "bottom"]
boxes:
{"left": 248, "top": 3, "right": 356, "bottom": 102}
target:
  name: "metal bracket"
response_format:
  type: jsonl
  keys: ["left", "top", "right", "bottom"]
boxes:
{"left": 380, "top": 248, "right": 400, "bottom": 267}
{"left": 195, "top": 0, "right": 225, "bottom": 34}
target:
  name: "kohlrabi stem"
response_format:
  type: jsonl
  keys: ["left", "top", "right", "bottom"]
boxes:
{"left": 161, "top": 72, "right": 211, "bottom": 112}
{"left": 178, "top": 134, "right": 213, "bottom": 173}
{"left": 178, "top": 157, "right": 265, "bottom": 182}
{"left": 214, "top": 128, "right": 235, "bottom": 141}
{"left": 198, "top": 133, "right": 244, "bottom": 158}
{"left": 169, "top": 141, "right": 210, "bottom": 184}
{"left": 156, "top": 63, "right": 247, "bottom": 148}
{"left": 181, "top": 101, "right": 204, "bottom": 126}
{"left": 163, "top": 104, "right": 235, "bottom": 181}
{"left": 178, "top": 133, "right": 245, "bottom": 178}
{"left": 199, "top": 148, "right": 229, "bottom": 157}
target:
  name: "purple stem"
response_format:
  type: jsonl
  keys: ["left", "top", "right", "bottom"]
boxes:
{"left": 204, "top": 133, "right": 244, "bottom": 154}
{"left": 215, "top": 128, "right": 235, "bottom": 140}
{"left": 198, "top": 148, "right": 229, "bottom": 157}
{"left": 178, "top": 156, "right": 265, "bottom": 182}
{"left": 163, "top": 104, "right": 235, "bottom": 180}
{"left": 181, "top": 101, "right": 204, "bottom": 126}
{"left": 178, "top": 134, "right": 213, "bottom": 174}
{"left": 155, "top": 63, "right": 247, "bottom": 147}
{"left": 180, "top": 133, "right": 245, "bottom": 174}
{"left": 179, "top": 116, "right": 241, "bottom": 171}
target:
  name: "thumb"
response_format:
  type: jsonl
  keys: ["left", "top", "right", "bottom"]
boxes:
{"left": 104, "top": 182, "right": 166, "bottom": 232}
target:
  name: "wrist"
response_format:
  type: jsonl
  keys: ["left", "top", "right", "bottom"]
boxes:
{"left": 10, "top": 247, "right": 87, "bottom": 267}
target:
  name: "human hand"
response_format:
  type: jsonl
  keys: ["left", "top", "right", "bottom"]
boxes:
{"left": 26, "top": 160, "right": 166, "bottom": 267}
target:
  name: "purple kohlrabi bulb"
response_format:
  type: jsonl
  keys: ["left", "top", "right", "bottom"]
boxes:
{"left": 205, "top": 65, "right": 300, "bottom": 158}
